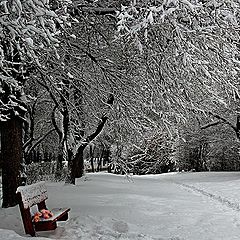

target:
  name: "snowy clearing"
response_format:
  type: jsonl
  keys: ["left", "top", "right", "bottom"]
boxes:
{"left": 1, "top": 172, "right": 240, "bottom": 239}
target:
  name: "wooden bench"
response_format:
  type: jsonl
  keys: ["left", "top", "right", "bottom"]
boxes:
{"left": 16, "top": 181, "right": 70, "bottom": 237}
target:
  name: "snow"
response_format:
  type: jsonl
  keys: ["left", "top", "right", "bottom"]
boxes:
{"left": 16, "top": 181, "right": 48, "bottom": 209}
{"left": 2, "top": 172, "right": 240, "bottom": 239}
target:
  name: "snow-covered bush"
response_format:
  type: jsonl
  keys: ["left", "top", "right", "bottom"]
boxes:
{"left": 129, "top": 133, "right": 176, "bottom": 174}
{"left": 110, "top": 133, "right": 176, "bottom": 175}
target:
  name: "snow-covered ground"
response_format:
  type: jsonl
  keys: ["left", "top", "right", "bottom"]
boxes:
{"left": 1, "top": 172, "right": 240, "bottom": 239}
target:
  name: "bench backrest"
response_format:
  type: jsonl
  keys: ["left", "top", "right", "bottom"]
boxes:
{"left": 16, "top": 181, "right": 48, "bottom": 209}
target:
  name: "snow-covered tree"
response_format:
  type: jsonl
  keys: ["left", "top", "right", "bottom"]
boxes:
{"left": 1, "top": 0, "right": 239, "bottom": 207}
{"left": 116, "top": 0, "right": 239, "bottom": 127}
{"left": 114, "top": 131, "right": 175, "bottom": 175}
{"left": 0, "top": 0, "right": 69, "bottom": 207}
{"left": 0, "top": 0, "right": 69, "bottom": 117}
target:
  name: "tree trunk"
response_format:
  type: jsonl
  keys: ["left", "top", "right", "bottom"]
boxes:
{"left": 1, "top": 117, "right": 22, "bottom": 208}
{"left": 65, "top": 149, "right": 75, "bottom": 184}
{"left": 74, "top": 116, "right": 109, "bottom": 178}
{"left": 55, "top": 143, "right": 64, "bottom": 180}
{"left": 74, "top": 145, "right": 86, "bottom": 178}
{"left": 97, "top": 150, "right": 104, "bottom": 172}
{"left": 236, "top": 115, "right": 240, "bottom": 140}
{"left": 90, "top": 145, "right": 95, "bottom": 173}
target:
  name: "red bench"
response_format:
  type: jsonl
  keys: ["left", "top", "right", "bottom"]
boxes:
{"left": 17, "top": 181, "right": 70, "bottom": 237}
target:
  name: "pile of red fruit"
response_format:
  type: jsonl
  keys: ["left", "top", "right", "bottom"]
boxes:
{"left": 33, "top": 209, "right": 53, "bottom": 222}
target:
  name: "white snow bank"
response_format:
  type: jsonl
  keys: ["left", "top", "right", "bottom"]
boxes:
{"left": 1, "top": 172, "right": 240, "bottom": 239}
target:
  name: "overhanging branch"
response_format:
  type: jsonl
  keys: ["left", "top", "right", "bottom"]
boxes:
{"left": 208, "top": 111, "right": 237, "bottom": 132}
{"left": 75, "top": 6, "right": 116, "bottom": 15}
{"left": 26, "top": 128, "right": 56, "bottom": 155}
{"left": 80, "top": 6, "right": 116, "bottom": 15}
{"left": 200, "top": 120, "right": 222, "bottom": 130}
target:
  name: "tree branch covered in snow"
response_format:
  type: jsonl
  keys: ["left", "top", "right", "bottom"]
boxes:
{"left": 110, "top": 131, "right": 175, "bottom": 175}
{"left": 0, "top": 0, "right": 71, "bottom": 120}
{"left": 116, "top": 0, "right": 240, "bottom": 123}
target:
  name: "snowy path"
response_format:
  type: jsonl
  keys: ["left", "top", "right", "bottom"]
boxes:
{"left": 1, "top": 172, "right": 240, "bottom": 239}
{"left": 176, "top": 182, "right": 240, "bottom": 212}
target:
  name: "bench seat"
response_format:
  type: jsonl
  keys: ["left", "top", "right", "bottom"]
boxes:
{"left": 35, "top": 208, "right": 70, "bottom": 222}
{"left": 34, "top": 208, "right": 70, "bottom": 232}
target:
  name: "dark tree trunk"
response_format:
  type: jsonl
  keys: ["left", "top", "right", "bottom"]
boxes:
{"left": 236, "top": 115, "right": 240, "bottom": 140}
{"left": 73, "top": 117, "right": 109, "bottom": 179}
{"left": 68, "top": 94, "right": 114, "bottom": 183}
{"left": 90, "top": 145, "right": 95, "bottom": 173}
{"left": 65, "top": 149, "right": 75, "bottom": 184}
{"left": 74, "top": 145, "right": 86, "bottom": 178}
{"left": 55, "top": 144, "right": 64, "bottom": 180}
{"left": 1, "top": 117, "right": 22, "bottom": 208}
{"left": 97, "top": 150, "right": 104, "bottom": 172}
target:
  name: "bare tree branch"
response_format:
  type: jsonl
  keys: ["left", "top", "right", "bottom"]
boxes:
{"left": 208, "top": 111, "right": 237, "bottom": 132}
{"left": 27, "top": 128, "right": 56, "bottom": 155}
{"left": 51, "top": 105, "right": 63, "bottom": 141}
{"left": 85, "top": 116, "right": 108, "bottom": 145}
{"left": 79, "top": 7, "right": 116, "bottom": 15}
{"left": 72, "top": 4, "right": 116, "bottom": 16}
{"left": 200, "top": 120, "right": 222, "bottom": 130}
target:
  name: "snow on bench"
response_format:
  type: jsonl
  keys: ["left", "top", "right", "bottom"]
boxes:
{"left": 17, "top": 181, "right": 48, "bottom": 209}
{"left": 17, "top": 181, "right": 70, "bottom": 237}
